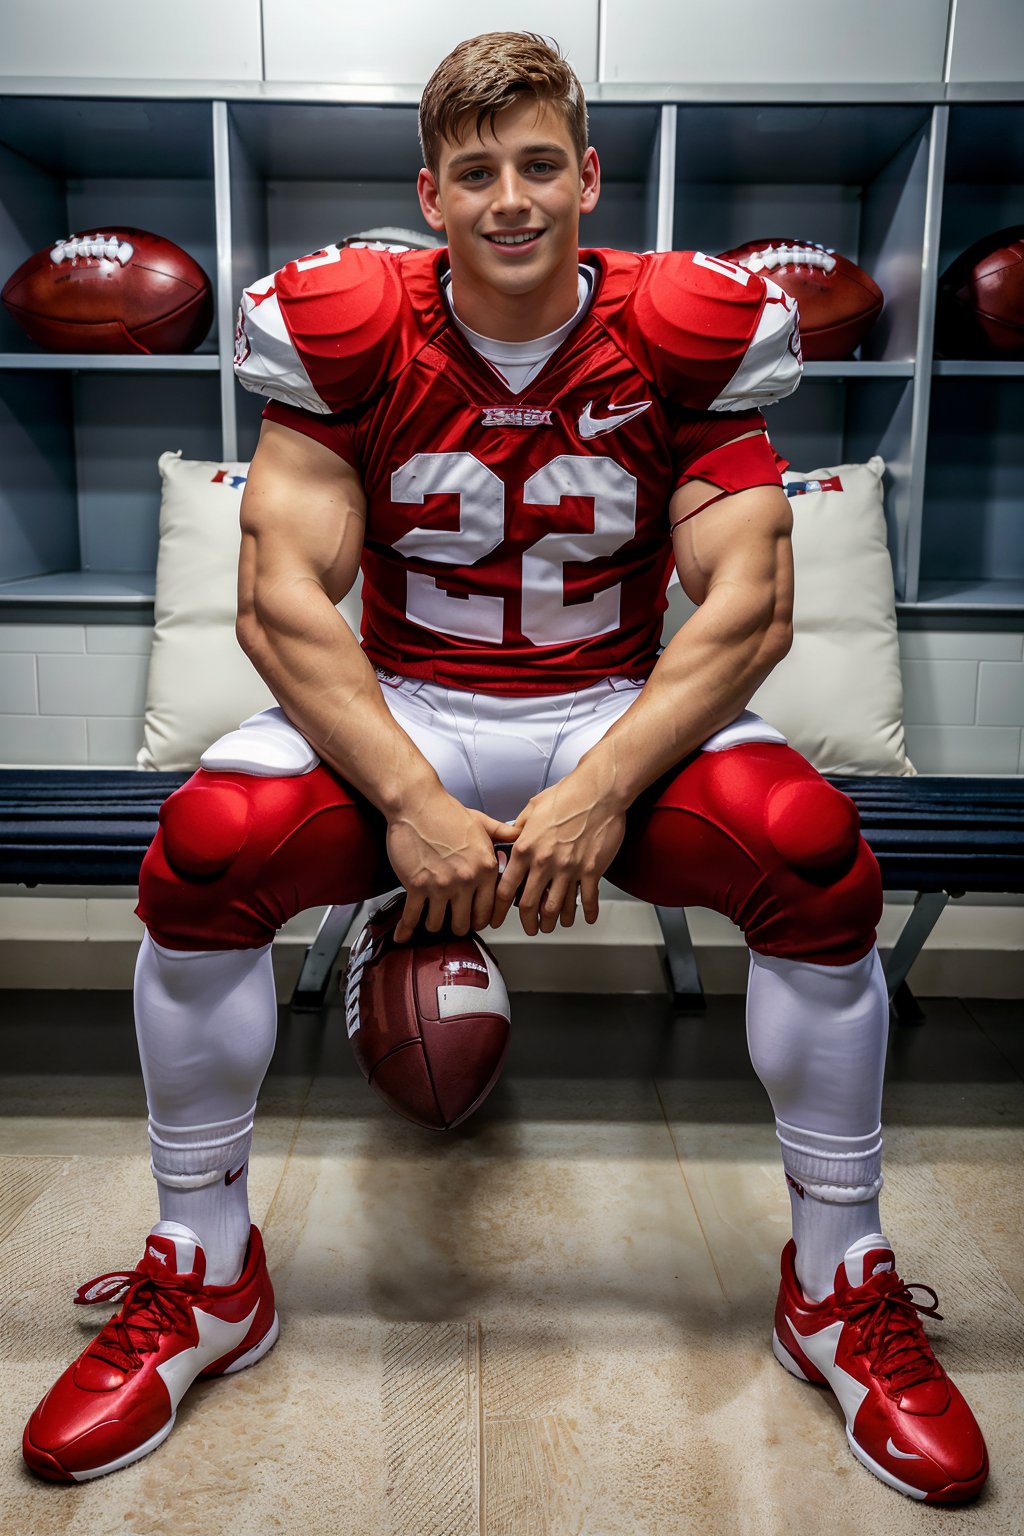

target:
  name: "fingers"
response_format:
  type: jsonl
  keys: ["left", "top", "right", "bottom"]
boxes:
{"left": 579, "top": 873, "right": 601, "bottom": 925}
{"left": 393, "top": 889, "right": 425, "bottom": 944}
{"left": 559, "top": 882, "right": 580, "bottom": 928}
{"left": 515, "top": 865, "right": 552, "bottom": 937}
{"left": 485, "top": 818, "right": 521, "bottom": 844}
{"left": 491, "top": 847, "right": 527, "bottom": 929}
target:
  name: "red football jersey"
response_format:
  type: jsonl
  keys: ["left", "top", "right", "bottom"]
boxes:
{"left": 236, "top": 246, "right": 801, "bottom": 694}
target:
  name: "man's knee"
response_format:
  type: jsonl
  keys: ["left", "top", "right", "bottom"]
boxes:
{"left": 616, "top": 745, "right": 882, "bottom": 964}
{"left": 729, "top": 762, "right": 882, "bottom": 962}
{"left": 137, "top": 712, "right": 388, "bottom": 950}
{"left": 138, "top": 768, "right": 307, "bottom": 948}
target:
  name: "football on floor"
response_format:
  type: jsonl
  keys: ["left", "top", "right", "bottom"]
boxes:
{"left": 343, "top": 893, "right": 511, "bottom": 1131}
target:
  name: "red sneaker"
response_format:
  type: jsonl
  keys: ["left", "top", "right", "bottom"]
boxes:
{"left": 23, "top": 1221, "right": 278, "bottom": 1482}
{"left": 773, "top": 1233, "right": 988, "bottom": 1503}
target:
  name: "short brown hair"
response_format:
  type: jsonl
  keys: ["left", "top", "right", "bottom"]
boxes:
{"left": 419, "top": 33, "right": 588, "bottom": 178}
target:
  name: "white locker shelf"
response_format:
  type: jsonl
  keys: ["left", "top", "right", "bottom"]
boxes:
{"left": 0, "top": 355, "right": 219, "bottom": 371}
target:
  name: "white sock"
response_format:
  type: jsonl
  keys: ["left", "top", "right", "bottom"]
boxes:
{"left": 133, "top": 931, "right": 277, "bottom": 1285}
{"left": 148, "top": 1110, "right": 255, "bottom": 1287}
{"left": 746, "top": 946, "right": 890, "bottom": 1302}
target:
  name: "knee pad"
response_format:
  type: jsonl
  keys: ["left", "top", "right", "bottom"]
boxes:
{"left": 159, "top": 777, "right": 253, "bottom": 880}
{"left": 159, "top": 709, "right": 318, "bottom": 881}
{"left": 764, "top": 777, "right": 861, "bottom": 877}
{"left": 639, "top": 744, "right": 882, "bottom": 963}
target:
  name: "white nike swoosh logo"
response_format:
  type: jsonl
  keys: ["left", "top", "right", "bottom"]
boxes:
{"left": 886, "top": 1436, "right": 922, "bottom": 1461}
{"left": 577, "top": 399, "right": 651, "bottom": 439}
{"left": 156, "top": 1302, "right": 259, "bottom": 1410}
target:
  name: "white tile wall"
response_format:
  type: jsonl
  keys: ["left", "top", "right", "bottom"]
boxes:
{"left": 896, "top": 631, "right": 1024, "bottom": 774}
{"left": 0, "top": 622, "right": 1022, "bottom": 775}
{"left": 0, "top": 623, "right": 152, "bottom": 767}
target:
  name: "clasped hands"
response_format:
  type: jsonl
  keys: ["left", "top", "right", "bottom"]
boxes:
{"left": 387, "top": 768, "right": 626, "bottom": 943}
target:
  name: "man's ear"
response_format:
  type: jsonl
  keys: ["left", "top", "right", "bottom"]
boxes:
{"left": 580, "top": 147, "right": 601, "bottom": 215}
{"left": 417, "top": 168, "right": 446, "bottom": 233}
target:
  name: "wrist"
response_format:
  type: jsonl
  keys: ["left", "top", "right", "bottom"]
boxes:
{"left": 571, "top": 747, "right": 632, "bottom": 817}
{"left": 378, "top": 761, "right": 446, "bottom": 821}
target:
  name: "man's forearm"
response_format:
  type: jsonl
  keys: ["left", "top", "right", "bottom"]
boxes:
{"left": 238, "top": 580, "right": 439, "bottom": 816}
{"left": 574, "top": 584, "right": 791, "bottom": 811}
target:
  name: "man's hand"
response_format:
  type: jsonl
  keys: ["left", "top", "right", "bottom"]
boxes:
{"left": 387, "top": 786, "right": 518, "bottom": 942}
{"left": 490, "top": 766, "right": 626, "bottom": 936}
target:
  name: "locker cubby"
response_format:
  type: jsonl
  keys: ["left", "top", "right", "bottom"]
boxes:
{"left": 673, "top": 105, "right": 934, "bottom": 365}
{"left": 936, "top": 104, "right": 1024, "bottom": 303}
{"left": 0, "top": 368, "right": 223, "bottom": 605}
{"left": 919, "top": 375, "right": 1024, "bottom": 609}
{"left": 764, "top": 375, "right": 915, "bottom": 595}
{"left": 0, "top": 97, "right": 218, "bottom": 357}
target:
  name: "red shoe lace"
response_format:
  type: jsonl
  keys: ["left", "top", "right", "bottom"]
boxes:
{"left": 74, "top": 1268, "right": 199, "bottom": 1373}
{"left": 837, "top": 1270, "right": 945, "bottom": 1396}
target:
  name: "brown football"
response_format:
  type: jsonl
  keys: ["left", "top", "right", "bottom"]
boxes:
{"left": 936, "top": 225, "right": 1024, "bottom": 358}
{"left": 343, "top": 893, "right": 511, "bottom": 1131}
{"left": 717, "top": 239, "right": 884, "bottom": 360}
{"left": 1, "top": 227, "right": 213, "bottom": 354}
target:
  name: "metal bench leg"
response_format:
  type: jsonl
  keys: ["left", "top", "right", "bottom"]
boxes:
{"left": 291, "top": 901, "right": 366, "bottom": 1011}
{"left": 884, "top": 891, "right": 950, "bottom": 1025}
{"left": 654, "top": 905, "right": 706, "bottom": 1012}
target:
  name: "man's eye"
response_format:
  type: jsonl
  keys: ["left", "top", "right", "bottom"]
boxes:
{"left": 462, "top": 168, "right": 489, "bottom": 182}
{"left": 528, "top": 161, "right": 556, "bottom": 174}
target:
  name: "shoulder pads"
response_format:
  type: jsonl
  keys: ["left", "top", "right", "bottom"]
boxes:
{"left": 234, "top": 246, "right": 445, "bottom": 415}
{"left": 607, "top": 249, "right": 803, "bottom": 413}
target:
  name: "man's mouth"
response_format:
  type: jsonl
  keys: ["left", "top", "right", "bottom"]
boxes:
{"left": 484, "top": 230, "right": 544, "bottom": 249}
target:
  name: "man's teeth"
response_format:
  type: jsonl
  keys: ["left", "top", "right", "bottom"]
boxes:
{"left": 490, "top": 232, "right": 539, "bottom": 245}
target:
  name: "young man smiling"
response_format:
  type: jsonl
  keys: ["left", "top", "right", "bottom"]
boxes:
{"left": 23, "top": 32, "right": 988, "bottom": 1506}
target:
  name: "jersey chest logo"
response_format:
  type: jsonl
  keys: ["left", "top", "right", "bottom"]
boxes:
{"left": 480, "top": 407, "right": 553, "bottom": 428}
{"left": 577, "top": 398, "right": 651, "bottom": 439}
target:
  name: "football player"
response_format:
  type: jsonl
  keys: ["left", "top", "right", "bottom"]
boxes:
{"left": 23, "top": 32, "right": 987, "bottom": 1504}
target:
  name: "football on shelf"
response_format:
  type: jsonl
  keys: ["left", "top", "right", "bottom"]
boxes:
{"left": 1, "top": 228, "right": 213, "bottom": 354}
{"left": 716, "top": 239, "right": 884, "bottom": 360}
{"left": 936, "top": 225, "right": 1024, "bottom": 358}
{"left": 338, "top": 226, "right": 443, "bottom": 252}
{"left": 343, "top": 892, "right": 511, "bottom": 1132}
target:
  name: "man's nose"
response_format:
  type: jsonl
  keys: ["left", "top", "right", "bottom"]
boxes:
{"left": 491, "top": 168, "right": 530, "bottom": 216}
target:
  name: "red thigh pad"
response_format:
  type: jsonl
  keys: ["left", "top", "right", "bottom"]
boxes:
{"left": 136, "top": 765, "right": 393, "bottom": 950}
{"left": 608, "top": 744, "right": 881, "bottom": 964}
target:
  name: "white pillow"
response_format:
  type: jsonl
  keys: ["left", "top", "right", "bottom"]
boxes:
{"left": 138, "top": 453, "right": 363, "bottom": 772}
{"left": 137, "top": 453, "right": 275, "bottom": 770}
{"left": 665, "top": 456, "right": 914, "bottom": 776}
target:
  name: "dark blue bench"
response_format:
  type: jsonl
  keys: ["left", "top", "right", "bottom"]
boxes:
{"left": 2, "top": 769, "right": 1022, "bottom": 1020}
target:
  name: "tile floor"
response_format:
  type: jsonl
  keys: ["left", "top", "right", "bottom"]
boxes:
{"left": 0, "top": 988, "right": 1021, "bottom": 1536}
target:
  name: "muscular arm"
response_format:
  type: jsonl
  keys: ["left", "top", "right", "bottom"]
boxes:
{"left": 576, "top": 476, "right": 795, "bottom": 803}
{"left": 491, "top": 477, "right": 794, "bottom": 933}
{"left": 236, "top": 418, "right": 436, "bottom": 814}
{"left": 236, "top": 419, "right": 514, "bottom": 938}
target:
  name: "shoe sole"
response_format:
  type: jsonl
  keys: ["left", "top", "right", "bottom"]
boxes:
{"left": 772, "top": 1328, "right": 987, "bottom": 1505}
{"left": 25, "top": 1311, "right": 281, "bottom": 1483}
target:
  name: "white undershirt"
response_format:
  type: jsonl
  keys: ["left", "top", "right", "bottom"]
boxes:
{"left": 443, "top": 266, "right": 596, "bottom": 394}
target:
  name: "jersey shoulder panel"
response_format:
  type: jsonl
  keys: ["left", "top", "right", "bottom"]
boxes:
{"left": 234, "top": 246, "right": 447, "bottom": 415}
{"left": 602, "top": 248, "right": 803, "bottom": 413}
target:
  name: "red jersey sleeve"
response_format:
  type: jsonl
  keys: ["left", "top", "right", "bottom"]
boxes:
{"left": 261, "top": 399, "right": 361, "bottom": 472}
{"left": 670, "top": 407, "right": 789, "bottom": 523}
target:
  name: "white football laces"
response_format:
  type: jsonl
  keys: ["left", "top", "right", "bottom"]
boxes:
{"left": 49, "top": 234, "right": 134, "bottom": 266}
{"left": 736, "top": 242, "right": 837, "bottom": 275}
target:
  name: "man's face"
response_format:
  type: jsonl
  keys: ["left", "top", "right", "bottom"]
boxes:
{"left": 417, "top": 96, "right": 600, "bottom": 302}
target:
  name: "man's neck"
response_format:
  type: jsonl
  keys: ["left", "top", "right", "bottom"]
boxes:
{"left": 445, "top": 257, "right": 582, "bottom": 342}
